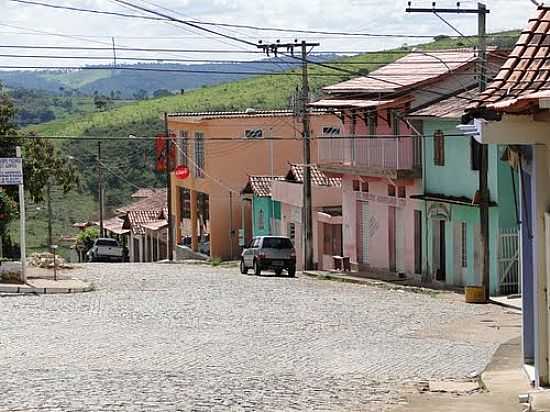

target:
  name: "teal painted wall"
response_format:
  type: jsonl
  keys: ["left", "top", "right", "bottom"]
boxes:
{"left": 421, "top": 118, "right": 520, "bottom": 295}
{"left": 252, "top": 196, "right": 281, "bottom": 236}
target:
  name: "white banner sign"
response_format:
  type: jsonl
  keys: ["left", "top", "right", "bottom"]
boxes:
{"left": 0, "top": 158, "right": 23, "bottom": 185}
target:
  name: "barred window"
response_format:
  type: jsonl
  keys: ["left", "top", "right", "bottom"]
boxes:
{"left": 322, "top": 126, "right": 341, "bottom": 136}
{"left": 245, "top": 128, "right": 263, "bottom": 139}
{"left": 194, "top": 132, "right": 205, "bottom": 178}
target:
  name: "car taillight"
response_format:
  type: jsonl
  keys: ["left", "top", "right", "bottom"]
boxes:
{"left": 290, "top": 249, "right": 296, "bottom": 258}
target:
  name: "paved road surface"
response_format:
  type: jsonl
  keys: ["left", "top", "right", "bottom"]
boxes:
{"left": 0, "top": 263, "right": 516, "bottom": 411}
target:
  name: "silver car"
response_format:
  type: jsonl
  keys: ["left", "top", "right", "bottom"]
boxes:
{"left": 240, "top": 236, "right": 296, "bottom": 277}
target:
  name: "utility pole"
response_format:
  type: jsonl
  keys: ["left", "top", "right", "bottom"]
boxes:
{"left": 406, "top": 1, "right": 490, "bottom": 300}
{"left": 97, "top": 142, "right": 104, "bottom": 237}
{"left": 257, "top": 40, "right": 319, "bottom": 270}
{"left": 47, "top": 177, "right": 53, "bottom": 248}
{"left": 164, "top": 112, "right": 174, "bottom": 261}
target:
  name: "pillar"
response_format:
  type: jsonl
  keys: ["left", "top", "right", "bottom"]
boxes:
{"left": 533, "top": 144, "right": 550, "bottom": 386}
{"left": 129, "top": 232, "right": 135, "bottom": 262}
{"left": 191, "top": 189, "right": 199, "bottom": 252}
{"left": 139, "top": 236, "right": 144, "bottom": 263}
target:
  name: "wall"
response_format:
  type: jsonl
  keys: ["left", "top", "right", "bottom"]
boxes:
{"left": 170, "top": 113, "right": 341, "bottom": 259}
{"left": 252, "top": 196, "right": 280, "bottom": 236}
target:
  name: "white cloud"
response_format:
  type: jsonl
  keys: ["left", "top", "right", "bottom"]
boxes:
{"left": 0, "top": 0, "right": 538, "bottom": 68}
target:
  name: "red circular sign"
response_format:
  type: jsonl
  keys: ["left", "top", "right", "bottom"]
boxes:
{"left": 175, "top": 165, "right": 190, "bottom": 180}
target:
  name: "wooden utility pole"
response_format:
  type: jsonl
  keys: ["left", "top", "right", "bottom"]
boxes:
{"left": 257, "top": 40, "right": 319, "bottom": 270}
{"left": 97, "top": 141, "right": 104, "bottom": 237}
{"left": 164, "top": 112, "right": 174, "bottom": 261}
{"left": 47, "top": 177, "right": 53, "bottom": 247}
{"left": 406, "top": 1, "right": 490, "bottom": 300}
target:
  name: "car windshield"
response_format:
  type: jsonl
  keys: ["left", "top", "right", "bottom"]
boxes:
{"left": 262, "top": 237, "right": 293, "bottom": 249}
{"left": 96, "top": 239, "right": 119, "bottom": 247}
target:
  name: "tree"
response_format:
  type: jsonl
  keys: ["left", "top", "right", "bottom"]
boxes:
{"left": 23, "top": 132, "right": 80, "bottom": 203}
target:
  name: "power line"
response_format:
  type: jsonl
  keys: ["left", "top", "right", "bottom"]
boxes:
{"left": 6, "top": 0, "right": 520, "bottom": 39}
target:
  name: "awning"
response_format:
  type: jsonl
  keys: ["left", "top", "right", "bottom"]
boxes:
{"left": 410, "top": 193, "right": 497, "bottom": 207}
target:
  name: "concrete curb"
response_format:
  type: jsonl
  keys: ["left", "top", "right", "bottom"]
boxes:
{"left": 302, "top": 270, "right": 444, "bottom": 296}
{"left": 489, "top": 298, "right": 522, "bottom": 311}
{"left": 0, "top": 283, "right": 94, "bottom": 294}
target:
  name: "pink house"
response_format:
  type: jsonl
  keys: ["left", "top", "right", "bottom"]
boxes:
{"left": 312, "top": 49, "right": 497, "bottom": 276}
{"left": 271, "top": 164, "right": 342, "bottom": 270}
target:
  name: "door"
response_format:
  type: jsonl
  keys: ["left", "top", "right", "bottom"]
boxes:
{"left": 357, "top": 201, "right": 369, "bottom": 264}
{"left": 414, "top": 210, "right": 422, "bottom": 274}
{"left": 388, "top": 206, "right": 396, "bottom": 272}
{"left": 437, "top": 220, "right": 446, "bottom": 281}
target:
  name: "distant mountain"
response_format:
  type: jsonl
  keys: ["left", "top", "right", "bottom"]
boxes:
{"left": 0, "top": 55, "right": 339, "bottom": 98}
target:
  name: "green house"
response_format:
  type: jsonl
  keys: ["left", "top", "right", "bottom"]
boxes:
{"left": 409, "top": 90, "right": 519, "bottom": 296}
{"left": 241, "top": 176, "right": 283, "bottom": 237}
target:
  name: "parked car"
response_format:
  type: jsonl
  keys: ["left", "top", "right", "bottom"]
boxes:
{"left": 240, "top": 236, "right": 296, "bottom": 277}
{"left": 87, "top": 238, "right": 124, "bottom": 262}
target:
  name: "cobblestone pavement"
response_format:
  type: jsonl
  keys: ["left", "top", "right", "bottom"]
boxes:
{"left": 0, "top": 263, "right": 519, "bottom": 411}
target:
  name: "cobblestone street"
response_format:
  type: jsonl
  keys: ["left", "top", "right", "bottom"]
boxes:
{"left": 0, "top": 263, "right": 520, "bottom": 411}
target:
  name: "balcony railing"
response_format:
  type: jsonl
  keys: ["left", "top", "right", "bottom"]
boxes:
{"left": 318, "top": 136, "right": 422, "bottom": 172}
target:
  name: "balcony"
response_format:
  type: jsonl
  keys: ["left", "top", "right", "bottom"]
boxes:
{"left": 318, "top": 136, "right": 422, "bottom": 179}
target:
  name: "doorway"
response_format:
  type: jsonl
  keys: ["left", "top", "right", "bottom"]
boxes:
{"left": 433, "top": 219, "right": 446, "bottom": 281}
{"left": 388, "top": 206, "right": 396, "bottom": 272}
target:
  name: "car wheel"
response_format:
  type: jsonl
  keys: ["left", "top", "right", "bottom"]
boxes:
{"left": 287, "top": 265, "right": 296, "bottom": 277}
{"left": 240, "top": 259, "right": 248, "bottom": 275}
{"left": 253, "top": 260, "right": 262, "bottom": 276}
{"left": 275, "top": 268, "right": 283, "bottom": 276}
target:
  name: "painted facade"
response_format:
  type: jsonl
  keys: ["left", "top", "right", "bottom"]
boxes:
{"left": 271, "top": 165, "right": 342, "bottom": 270}
{"left": 168, "top": 110, "right": 341, "bottom": 259}
{"left": 412, "top": 115, "right": 518, "bottom": 295}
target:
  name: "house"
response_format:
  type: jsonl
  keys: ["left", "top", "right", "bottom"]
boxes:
{"left": 167, "top": 110, "right": 341, "bottom": 260}
{"left": 271, "top": 164, "right": 342, "bottom": 270}
{"left": 241, "top": 176, "right": 285, "bottom": 241}
{"left": 311, "top": 49, "right": 504, "bottom": 276}
{"left": 407, "top": 89, "right": 519, "bottom": 295}
{"left": 466, "top": 5, "right": 550, "bottom": 387}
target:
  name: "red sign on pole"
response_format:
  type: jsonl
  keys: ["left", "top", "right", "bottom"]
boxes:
{"left": 155, "top": 133, "right": 176, "bottom": 172}
{"left": 175, "top": 165, "right": 190, "bottom": 180}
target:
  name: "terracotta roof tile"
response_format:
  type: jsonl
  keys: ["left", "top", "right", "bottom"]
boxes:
{"left": 474, "top": 6, "right": 550, "bottom": 113}
{"left": 287, "top": 164, "right": 342, "bottom": 187}
{"left": 408, "top": 89, "right": 479, "bottom": 119}
{"left": 242, "top": 176, "right": 285, "bottom": 197}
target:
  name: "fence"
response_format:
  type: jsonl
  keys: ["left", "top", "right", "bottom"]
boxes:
{"left": 498, "top": 226, "right": 520, "bottom": 296}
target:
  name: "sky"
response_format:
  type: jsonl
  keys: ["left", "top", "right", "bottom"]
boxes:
{"left": 0, "top": 0, "right": 538, "bottom": 68}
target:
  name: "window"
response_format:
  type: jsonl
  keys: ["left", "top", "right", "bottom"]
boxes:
{"left": 433, "top": 130, "right": 445, "bottom": 166}
{"left": 398, "top": 186, "right": 406, "bottom": 198}
{"left": 387, "top": 184, "right": 396, "bottom": 197}
{"left": 258, "top": 209, "right": 265, "bottom": 231}
{"left": 180, "top": 188, "right": 191, "bottom": 219}
{"left": 244, "top": 128, "right": 263, "bottom": 139}
{"left": 471, "top": 137, "right": 481, "bottom": 171}
{"left": 367, "top": 111, "right": 377, "bottom": 136}
{"left": 361, "top": 182, "right": 369, "bottom": 193}
{"left": 461, "top": 222, "right": 468, "bottom": 268}
{"left": 178, "top": 130, "right": 188, "bottom": 166}
{"left": 194, "top": 132, "right": 205, "bottom": 177}
{"left": 262, "top": 237, "right": 293, "bottom": 249}
{"left": 353, "top": 180, "right": 361, "bottom": 191}
{"left": 322, "top": 126, "right": 341, "bottom": 136}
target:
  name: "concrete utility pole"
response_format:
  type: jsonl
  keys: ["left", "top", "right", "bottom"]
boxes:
{"left": 97, "top": 141, "right": 104, "bottom": 237}
{"left": 256, "top": 40, "right": 319, "bottom": 270}
{"left": 47, "top": 177, "right": 53, "bottom": 248}
{"left": 164, "top": 112, "right": 174, "bottom": 261}
{"left": 406, "top": 1, "right": 490, "bottom": 301}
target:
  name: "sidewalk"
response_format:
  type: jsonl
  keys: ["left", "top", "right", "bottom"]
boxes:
{"left": 0, "top": 267, "right": 93, "bottom": 294}
{"left": 392, "top": 337, "right": 531, "bottom": 412}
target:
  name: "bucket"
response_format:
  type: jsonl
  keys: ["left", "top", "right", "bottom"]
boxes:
{"left": 465, "top": 286, "right": 487, "bottom": 304}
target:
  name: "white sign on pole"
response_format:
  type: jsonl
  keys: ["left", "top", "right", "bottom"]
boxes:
{"left": 0, "top": 158, "right": 23, "bottom": 186}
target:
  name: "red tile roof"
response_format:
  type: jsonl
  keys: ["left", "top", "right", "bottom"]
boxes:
{"left": 116, "top": 188, "right": 167, "bottom": 215}
{"left": 167, "top": 109, "right": 333, "bottom": 121}
{"left": 123, "top": 211, "right": 163, "bottom": 235}
{"left": 287, "top": 164, "right": 342, "bottom": 187}
{"left": 409, "top": 89, "right": 479, "bottom": 119}
{"left": 473, "top": 6, "right": 550, "bottom": 113}
{"left": 242, "top": 176, "right": 285, "bottom": 197}
{"left": 323, "top": 50, "right": 478, "bottom": 95}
